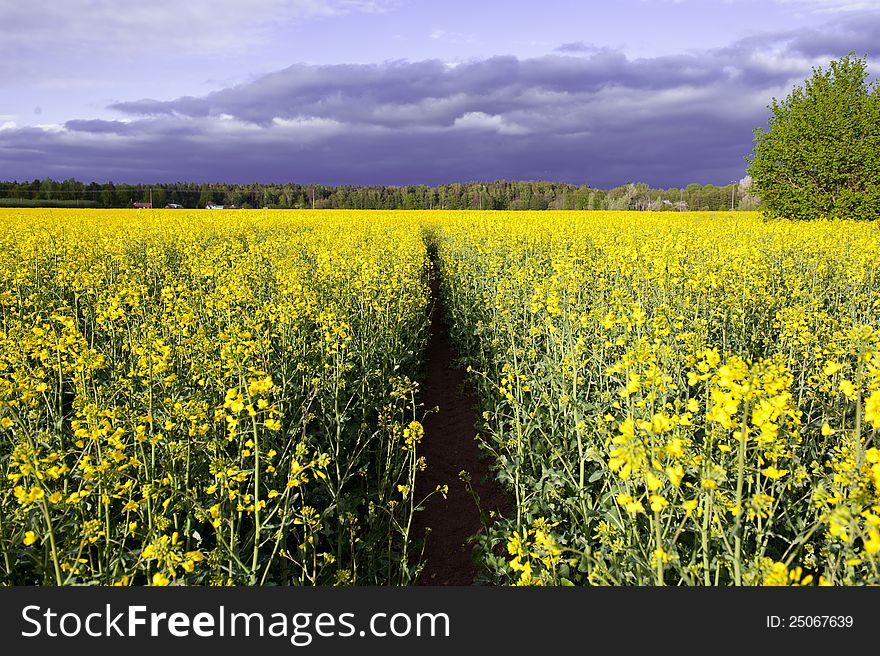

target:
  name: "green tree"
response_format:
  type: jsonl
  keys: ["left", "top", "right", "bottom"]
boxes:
{"left": 746, "top": 53, "right": 880, "bottom": 220}
{"left": 152, "top": 187, "right": 167, "bottom": 208}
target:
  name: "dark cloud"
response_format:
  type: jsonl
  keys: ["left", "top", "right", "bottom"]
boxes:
{"left": 3, "top": 12, "right": 878, "bottom": 187}
{"left": 0, "top": 100, "right": 768, "bottom": 187}
{"left": 718, "top": 12, "right": 879, "bottom": 67}
{"left": 785, "top": 14, "right": 880, "bottom": 58}
{"left": 0, "top": 119, "right": 741, "bottom": 186}
{"left": 554, "top": 42, "right": 599, "bottom": 54}
{"left": 108, "top": 50, "right": 782, "bottom": 128}
{"left": 64, "top": 120, "right": 134, "bottom": 135}
{"left": 63, "top": 118, "right": 200, "bottom": 138}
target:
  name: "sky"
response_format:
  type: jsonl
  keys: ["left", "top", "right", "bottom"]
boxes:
{"left": 0, "top": 0, "right": 878, "bottom": 188}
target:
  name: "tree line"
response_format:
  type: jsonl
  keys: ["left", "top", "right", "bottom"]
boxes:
{"left": 0, "top": 178, "right": 760, "bottom": 211}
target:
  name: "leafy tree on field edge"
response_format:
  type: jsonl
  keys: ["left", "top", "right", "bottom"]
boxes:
{"left": 746, "top": 52, "right": 880, "bottom": 221}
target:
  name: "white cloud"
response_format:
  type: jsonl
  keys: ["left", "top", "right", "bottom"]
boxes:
{"left": 429, "top": 29, "right": 476, "bottom": 44}
{"left": 663, "top": 0, "right": 876, "bottom": 7}
{"left": 776, "top": 0, "right": 879, "bottom": 11}
{"left": 270, "top": 116, "right": 347, "bottom": 140}
{"left": 452, "top": 112, "right": 529, "bottom": 135}
{"left": 32, "top": 123, "right": 65, "bottom": 133}
{"left": 0, "top": 0, "right": 399, "bottom": 58}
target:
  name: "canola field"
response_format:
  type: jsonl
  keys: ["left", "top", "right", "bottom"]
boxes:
{"left": 435, "top": 213, "right": 880, "bottom": 586}
{"left": 0, "top": 210, "right": 433, "bottom": 585}
{"left": 1, "top": 209, "right": 879, "bottom": 586}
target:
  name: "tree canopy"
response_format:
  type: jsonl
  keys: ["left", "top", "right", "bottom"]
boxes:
{"left": 747, "top": 53, "right": 880, "bottom": 220}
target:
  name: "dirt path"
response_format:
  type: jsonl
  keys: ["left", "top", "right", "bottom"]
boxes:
{"left": 412, "top": 267, "right": 509, "bottom": 585}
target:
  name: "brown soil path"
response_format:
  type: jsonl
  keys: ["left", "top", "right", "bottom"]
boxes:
{"left": 412, "top": 267, "right": 509, "bottom": 585}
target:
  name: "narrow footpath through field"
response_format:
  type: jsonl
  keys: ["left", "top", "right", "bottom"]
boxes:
{"left": 412, "top": 265, "right": 509, "bottom": 585}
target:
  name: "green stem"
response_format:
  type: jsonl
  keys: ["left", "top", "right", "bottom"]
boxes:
{"left": 733, "top": 404, "right": 750, "bottom": 587}
{"left": 854, "top": 353, "right": 864, "bottom": 472}
{"left": 653, "top": 512, "right": 664, "bottom": 586}
{"left": 0, "top": 510, "right": 12, "bottom": 578}
{"left": 38, "top": 499, "right": 63, "bottom": 585}
{"left": 250, "top": 415, "right": 261, "bottom": 584}
{"left": 702, "top": 491, "right": 713, "bottom": 586}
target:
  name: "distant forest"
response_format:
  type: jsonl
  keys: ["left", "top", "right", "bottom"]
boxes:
{"left": 0, "top": 178, "right": 761, "bottom": 211}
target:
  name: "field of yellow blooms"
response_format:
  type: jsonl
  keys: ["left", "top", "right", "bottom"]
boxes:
{"left": 0, "top": 209, "right": 439, "bottom": 585}
{"left": 2, "top": 209, "right": 879, "bottom": 587}
{"left": 433, "top": 212, "right": 880, "bottom": 586}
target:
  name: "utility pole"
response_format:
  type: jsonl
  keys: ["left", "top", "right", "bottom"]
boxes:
{"left": 149, "top": 187, "right": 153, "bottom": 208}
{"left": 730, "top": 181, "right": 736, "bottom": 211}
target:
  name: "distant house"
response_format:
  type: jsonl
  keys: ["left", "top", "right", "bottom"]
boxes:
{"left": 164, "top": 203, "right": 183, "bottom": 209}
{"left": 206, "top": 203, "right": 225, "bottom": 210}
{"left": 132, "top": 202, "right": 152, "bottom": 209}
